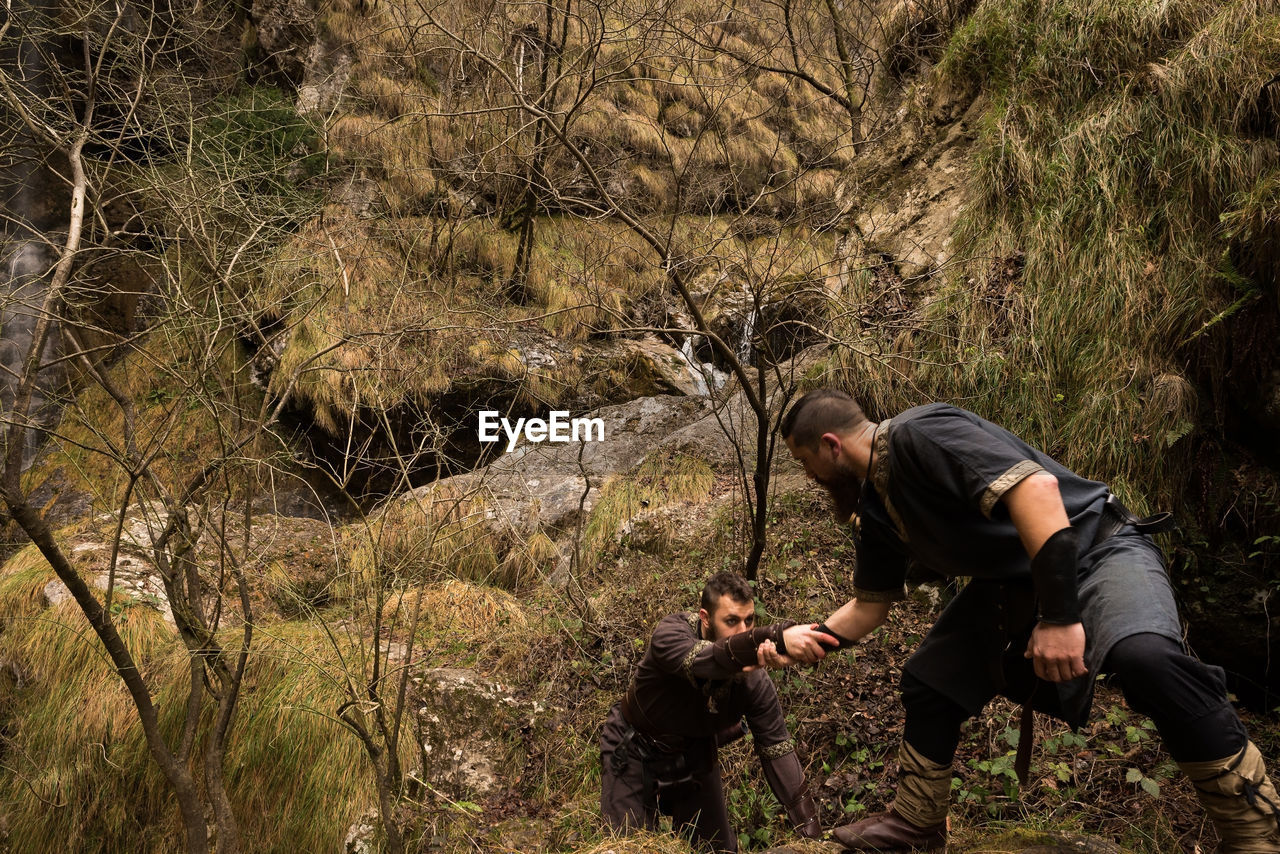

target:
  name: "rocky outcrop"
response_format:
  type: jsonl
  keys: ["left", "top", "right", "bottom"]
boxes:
{"left": 37, "top": 504, "right": 341, "bottom": 624}
{"left": 384, "top": 391, "right": 744, "bottom": 586}
{"left": 604, "top": 336, "right": 707, "bottom": 398}
{"left": 414, "top": 667, "right": 538, "bottom": 796}
{"left": 250, "top": 0, "right": 352, "bottom": 114}
{"left": 848, "top": 95, "right": 981, "bottom": 284}
{"left": 250, "top": 0, "right": 322, "bottom": 84}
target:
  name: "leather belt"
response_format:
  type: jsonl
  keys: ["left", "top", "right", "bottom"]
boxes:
{"left": 622, "top": 683, "right": 712, "bottom": 758}
{"left": 621, "top": 684, "right": 673, "bottom": 750}
{"left": 1090, "top": 493, "right": 1175, "bottom": 549}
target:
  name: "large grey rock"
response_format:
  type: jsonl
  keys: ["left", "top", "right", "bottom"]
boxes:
{"left": 37, "top": 504, "right": 340, "bottom": 624}
{"left": 605, "top": 336, "right": 706, "bottom": 397}
{"left": 388, "top": 391, "right": 753, "bottom": 584}
{"left": 414, "top": 667, "right": 540, "bottom": 797}
{"left": 399, "top": 393, "right": 723, "bottom": 534}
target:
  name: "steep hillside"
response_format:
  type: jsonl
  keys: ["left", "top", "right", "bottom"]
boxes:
{"left": 834, "top": 0, "right": 1280, "bottom": 702}
{"left": 238, "top": 0, "right": 1280, "bottom": 697}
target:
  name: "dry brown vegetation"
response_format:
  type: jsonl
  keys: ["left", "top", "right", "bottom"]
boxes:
{"left": 240, "top": 0, "right": 914, "bottom": 434}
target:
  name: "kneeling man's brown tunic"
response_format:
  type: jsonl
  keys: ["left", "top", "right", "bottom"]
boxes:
{"left": 600, "top": 613, "right": 815, "bottom": 852}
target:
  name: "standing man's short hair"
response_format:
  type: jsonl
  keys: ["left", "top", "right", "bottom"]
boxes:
{"left": 781, "top": 388, "right": 869, "bottom": 450}
{"left": 701, "top": 571, "right": 754, "bottom": 614}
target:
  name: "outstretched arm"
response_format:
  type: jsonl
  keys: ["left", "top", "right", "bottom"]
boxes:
{"left": 762, "top": 598, "right": 892, "bottom": 667}
{"left": 649, "top": 615, "right": 828, "bottom": 681}
{"left": 822, "top": 596, "right": 893, "bottom": 642}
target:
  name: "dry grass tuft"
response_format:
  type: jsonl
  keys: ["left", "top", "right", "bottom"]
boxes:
{"left": 568, "top": 831, "right": 696, "bottom": 854}
{"left": 582, "top": 450, "right": 714, "bottom": 562}
{"left": 383, "top": 578, "right": 532, "bottom": 665}
{"left": 342, "top": 481, "right": 504, "bottom": 591}
{"left": 0, "top": 570, "right": 383, "bottom": 853}
{"left": 0, "top": 544, "right": 59, "bottom": 629}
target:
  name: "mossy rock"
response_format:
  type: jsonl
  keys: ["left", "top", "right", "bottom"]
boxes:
{"left": 758, "top": 829, "right": 1131, "bottom": 853}
{"left": 413, "top": 667, "right": 536, "bottom": 799}
{"left": 955, "top": 828, "right": 1131, "bottom": 853}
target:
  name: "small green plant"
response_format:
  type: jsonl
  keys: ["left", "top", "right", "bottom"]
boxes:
{"left": 143, "top": 386, "right": 173, "bottom": 406}
{"left": 1125, "top": 718, "right": 1156, "bottom": 744}
{"left": 1252, "top": 534, "right": 1280, "bottom": 560}
{"left": 1126, "top": 767, "right": 1162, "bottom": 798}
{"left": 727, "top": 778, "right": 780, "bottom": 850}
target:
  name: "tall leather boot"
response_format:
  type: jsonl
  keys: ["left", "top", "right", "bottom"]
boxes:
{"left": 760, "top": 748, "right": 823, "bottom": 839}
{"left": 833, "top": 741, "right": 949, "bottom": 852}
{"left": 1179, "top": 741, "right": 1280, "bottom": 854}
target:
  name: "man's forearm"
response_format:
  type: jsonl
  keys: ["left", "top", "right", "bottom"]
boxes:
{"left": 714, "top": 622, "right": 796, "bottom": 669}
{"left": 1004, "top": 472, "right": 1071, "bottom": 558}
{"left": 776, "top": 599, "right": 889, "bottom": 663}
{"left": 822, "top": 598, "right": 892, "bottom": 644}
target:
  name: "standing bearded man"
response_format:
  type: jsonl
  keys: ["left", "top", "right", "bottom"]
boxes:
{"left": 599, "top": 570, "right": 835, "bottom": 851}
{"left": 770, "top": 387, "right": 1280, "bottom": 853}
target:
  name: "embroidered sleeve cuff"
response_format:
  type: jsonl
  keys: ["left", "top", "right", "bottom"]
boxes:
{"left": 759, "top": 738, "right": 797, "bottom": 759}
{"left": 980, "top": 460, "right": 1046, "bottom": 519}
{"left": 853, "top": 585, "right": 907, "bottom": 603}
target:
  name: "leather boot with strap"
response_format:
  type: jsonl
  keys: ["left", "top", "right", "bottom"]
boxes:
{"left": 760, "top": 746, "right": 822, "bottom": 839}
{"left": 833, "top": 741, "right": 949, "bottom": 852}
{"left": 1180, "top": 741, "right": 1280, "bottom": 854}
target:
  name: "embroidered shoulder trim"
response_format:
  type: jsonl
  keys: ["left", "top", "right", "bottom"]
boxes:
{"left": 980, "top": 460, "right": 1046, "bottom": 519}
{"left": 870, "top": 418, "right": 909, "bottom": 542}
{"left": 682, "top": 640, "right": 712, "bottom": 685}
{"left": 854, "top": 585, "right": 907, "bottom": 603}
{"left": 760, "top": 738, "right": 796, "bottom": 759}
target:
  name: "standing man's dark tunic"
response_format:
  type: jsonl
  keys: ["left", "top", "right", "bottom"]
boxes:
{"left": 854, "top": 403, "right": 1186, "bottom": 729}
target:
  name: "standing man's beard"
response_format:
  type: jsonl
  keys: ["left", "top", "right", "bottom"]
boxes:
{"left": 821, "top": 472, "right": 862, "bottom": 522}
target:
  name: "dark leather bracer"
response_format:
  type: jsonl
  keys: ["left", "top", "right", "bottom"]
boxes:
{"left": 1031, "top": 525, "right": 1081, "bottom": 625}
{"left": 760, "top": 746, "right": 822, "bottom": 838}
{"left": 816, "top": 622, "right": 855, "bottom": 649}
{"left": 715, "top": 621, "right": 797, "bottom": 668}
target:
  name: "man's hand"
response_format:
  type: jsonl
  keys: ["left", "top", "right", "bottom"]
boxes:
{"left": 757, "top": 639, "right": 788, "bottom": 669}
{"left": 757, "top": 625, "right": 840, "bottom": 669}
{"left": 758, "top": 639, "right": 805, "bottom": 669}
{"left": 1024, "top": 621, "right": 1087, "bottom": 682}
{"left": 787, "top": 623, "right": 841, "bottom": 664}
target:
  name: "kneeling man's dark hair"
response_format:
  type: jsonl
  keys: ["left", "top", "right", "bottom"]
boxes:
{"left": 781, "top": 387, "right": 868, "bottom": 450}
{"left": 701, "top": 571, "right": 754, "bottom": 614}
